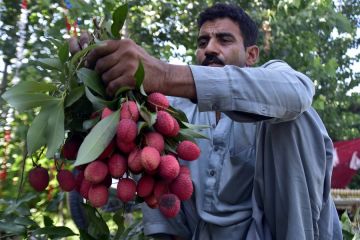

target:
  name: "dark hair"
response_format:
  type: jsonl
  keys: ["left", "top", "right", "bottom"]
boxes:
{"left": 197, "top": 3, "right": 258, "bottom": 47}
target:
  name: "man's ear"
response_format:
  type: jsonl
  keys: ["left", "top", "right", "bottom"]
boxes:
{"left": 245, "top": 45, "right": 259, "bottom": 66}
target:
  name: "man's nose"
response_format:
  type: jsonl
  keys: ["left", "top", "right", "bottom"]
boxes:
{"left": 205, "top": 39, "right": 220, "bottom": 55}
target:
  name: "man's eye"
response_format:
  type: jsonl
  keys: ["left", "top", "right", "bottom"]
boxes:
{"left": 198, "top": 39, "right": 208, "bottom": 48}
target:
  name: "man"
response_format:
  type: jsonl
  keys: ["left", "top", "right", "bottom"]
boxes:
{"left": 75, "top": 3, "right": 342, "bottom": 239}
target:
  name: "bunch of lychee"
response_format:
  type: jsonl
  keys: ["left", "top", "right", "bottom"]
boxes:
{"left": 28, "top": 92, "right": 201, "bottom": 219}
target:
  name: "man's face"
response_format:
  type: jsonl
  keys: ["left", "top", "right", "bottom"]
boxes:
{"left": 196, "top": 18, "right": 251, "bottom": 67}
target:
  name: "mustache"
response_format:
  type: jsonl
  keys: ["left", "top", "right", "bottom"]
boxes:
{"left": 201, "top": 55, "right": 225, "bottom": 66}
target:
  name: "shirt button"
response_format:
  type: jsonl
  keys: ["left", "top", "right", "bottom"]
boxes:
{"left": 209, "top": 170, "right": 215, "bottom": 176}
{"left": 212, "top": 123, "right": 216, "bottom": 128}
{"left": 214, "top": 146, "right": 219, "bottom": 152}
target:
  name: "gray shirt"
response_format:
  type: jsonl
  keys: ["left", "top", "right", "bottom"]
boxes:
{"left": 142, "top": 60, "right": 342, "bottom": 240}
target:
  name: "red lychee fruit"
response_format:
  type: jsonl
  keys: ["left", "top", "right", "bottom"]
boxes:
{"left": 147, "top": 92, "right": 170, "bottom": 112}
{"left": 28, "top": 166, "right": 49, "bottom": 192}
{"left": 107, "top": 153, "right": 127, "bottom": 178}
{"left": 154, "top": 111, "right": 174, "bottom": 136}
{"left": 143, "top": 132, "right": 164, "bottom": 153}
{"left": 176, "top": 140, "right": 200, "bottom": 161}
{"left": 127, "top": 148, "right": 144, "bottom": 174}
{"left": 101, "top": 107, "right": 113, "bottom": 119}
{"left": 116, "top": 140, "right": 136, "bottom": 154}
{"left": 84, "top": 161, "right": 108, "bottom": 184}
{"left": 153, "top": 181, "right": 169, "bottom": 200}
{"left": 170, "top": 173, "right": 193, "bottom": 201}
{"left": 159, "top": 193, "right": 181, "bottom": 218}
{"left": 62, "top": 135, "right": 83, "bottom": 160}
{"left": 158, "top": 155, "right": 180, "bottom": 181}
{"left": 167, "top": 117, "right": 180, "bottom": 137}
{"left": 57, "top": 169, "right": 76, "bottom": 192}
{"left": 0, "top": 169, "right": 6, "bottom": 181}
{"left": 179, "top": 165, "right": 191, "bottom": 176}
{"left": 79, "top": 179, "right": 92, "bottom": 199}
{"left": 116, "top": 119, "right": 137, "bottom": 143}
{"left": 117, "top": 178, "right": 137, "bottom": 203}
{"left": 141, "top": 146, "right": 161, "bottom": 172}
{"left": 144, "top": 194, "right": 158, "bottom": 209}
{"left": 136, "top": 174, "right": 155, "bottom": 198}
{"left": 88, "top": 184, "right": 109, "bottom": 208}
{"left": 120, "top": 101, "right": 139, "bottom": 122}
{"left": 97, "top": 140, "right": 115, "bottom": 161}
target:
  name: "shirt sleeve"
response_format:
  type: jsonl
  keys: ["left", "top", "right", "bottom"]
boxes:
{"left": 190, "top": 60, "right": 315, "bottom": 123}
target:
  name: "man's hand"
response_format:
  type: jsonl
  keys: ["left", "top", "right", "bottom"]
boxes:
{"left": 85, "top": 39, "right": 167, "bottom": 97}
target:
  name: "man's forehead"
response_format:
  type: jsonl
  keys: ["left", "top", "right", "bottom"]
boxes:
{"left": 198, "top": 18, "right": 241, "bottom": 36}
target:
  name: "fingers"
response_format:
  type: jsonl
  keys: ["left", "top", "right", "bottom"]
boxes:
{"left": 79, "top": 31, "right": 91, "bottom": 49}
{"left": 86, "top": 40, "right": 121, "bottom": 69}
{"left": 106, "top": 75, "right": 136, "bottom": 97}
{"left": 68, "top": 37, "right": 81, "bottom": 55}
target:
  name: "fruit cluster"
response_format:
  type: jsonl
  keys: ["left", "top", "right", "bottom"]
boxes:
{"left": 28, "top": 92, "right": 201, "bottom": 218}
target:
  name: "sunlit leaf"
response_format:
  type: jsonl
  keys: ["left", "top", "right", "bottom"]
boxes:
{"left": 45, "top": 100, "right": 65, "bottom": 158}
{"left": 2, "top": 92, "right": 60, "bottom": 111}
{"left": 111, "top": 3, "right": 128, "bottom": 38}
{"left": 58, "top": 41, "right": 70, "bottom": 63}
{"left": 1, "top": 81, "right": 56, "bottom": 96}
{"left": 35, "top": 58, "right": 62, "bottom": 71}
{"left": 74, "top": 109, "right": 120, "bottom": 166}
{"left": 32, "top": 226, "right": 77, "bottom": 238}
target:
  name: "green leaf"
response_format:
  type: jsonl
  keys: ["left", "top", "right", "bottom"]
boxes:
{"left": 134, "top": 60, "right": 145, "bottom": 90}
{"left": 113, "top": 210, "right": 125, "bottom": 240}
{"left": 14, "top": 217, "right": 38, "bottom": 227}
{"left": 27, "top": 105, "right": 53, "bottom": 154}
{"left": 77, "top": 68, "right": 105, "bottom": 97}
{"left": 45, "top": 100, "right": 65, "bottom": 158}
{"left": 137, "top": 121, "right": 148, "bottom": 135}
{"left": 0, "top": 221, "right": 26, "bottom": 235}
{"left": 82, "top": 203, "right": 110, "bottom": 239}
{"left": 58, "top": 41, "right": 70, "bottom": 63}
{"left": 70, "top": 43, "right": 103, "bottom": 68}
{"left": 74, "top": 109, "right": 120, "bottom": 166}
{"left": 65, "top": 86, "right": 85, "bottom": 107}
{"left": 168, "top": 106, "right": 189, "bottom": 123}
{"left": 35, "top": 58, "right": 62, "bottom": 71}
{"left": 139, "top": 105, "right": 157, "bottom": 127}
{"left": 32, "top": 226, "right": 77, "bottom": 238}
{"left": 111, "top": 3, "right": 128, "bottom": 39}
{"left": 114, "top": 86, "right": 132, "bottom": 98}
{"left": 2, "top": 81, "right": 56, "bottom": 97}
{"left": 85, "top": 87, "right": 117, "bottom": 111}
{"left": 2, "top": 92, "right": 60, "bottom": 111}
{"left": 82, "top": 116, "right": 100, "bottom": 131}
{"left": 181, "top": 121, "right": 209, "bottom": 130}
{"left": 79, "top": 229, "right": 97, "bottom": 240}
{"left": 43, "top": 216, "right": 53, "bottom": 227}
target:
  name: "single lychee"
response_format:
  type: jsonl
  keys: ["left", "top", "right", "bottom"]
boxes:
{"left": 154, "top": 111, "right": 174, "bottom": 136}
{"left": 116, "top": 139, "right": 136, "bottom": 154}
{"left": 120, "top": 101, "right": 139, "bottom": 122}
{"left": 158, "top": 155, "right": 180, "bottom": 181}
{"left": 167, "top": 117, "right": 180, "bottom": 137}
{"left": 127, "top": 148, "right": 144, "bottom": 174}
{"left": 79, "top": 179, "right": 92, "bottom": 199}
{"left": 141, "top": 146, "right": 161, "bottom": 172}
{"left": 153, "top": 181, "right": 169, "bottom": 200}
{"left": 159, "top": 193, "right": 181, "bottom": 218}
{"left": 57, "top": 169, "right": 76, "bottom": 192}
{"left": 137, "top": 174, "right": 155, "bottom": 197}
{"left": 97, "top": 140, "right": 115, "bottom": 161}
{"left": 176, "top": 140, "right": 200, "bottom": 161}
{"left": 28, "top": 166, "right": 49, "bottom": 192}
{"left": 84, "top": 161, "right": 108, "bottom": 184}
{"left": 116, "top": 119, "right": 137, "bottom": 143}
{"left": 101, "top": 107, "right": 113, "bottom": 119}
{"left": 144, "top": 194, "right": 158, "bottom": 209}
{"left": 107, "top": 153, "right": 127, "bottom": 178}
{"left": 62, "top": 135, "right": 83, "bottom": 160}
{"left": 88, "top": 184, "right": 109, "bottom": 208}
{"left": 143, "top": 132, "right": 164, "bottom": 153}
{"left": 170, "top": 173, "right": 193, "bottom": 201}
{"left": 147, "top": 92, "right": 170, "bottom": 111}
{"left": 117, "top": 178, "right": 137, "bottom": 203}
